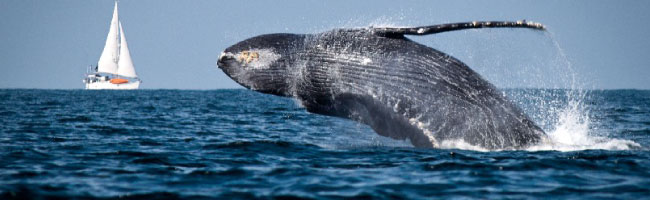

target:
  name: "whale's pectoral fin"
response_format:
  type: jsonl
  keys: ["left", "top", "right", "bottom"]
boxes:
{"left": 302, "top": 93, "right": 435, "bottom": 148}
{"left": 372, "top": 20, "right": 546, "bottom": 37}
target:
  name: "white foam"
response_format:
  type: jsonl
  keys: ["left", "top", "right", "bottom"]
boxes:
{"left": 525, "top": 99, "right": 641, "bottom": 152}
{"left": 438, "top": 139, "right": 490, "bottom": 152}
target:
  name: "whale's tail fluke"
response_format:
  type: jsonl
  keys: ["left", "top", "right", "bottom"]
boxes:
{"left": 372, "top": 20, "right": 546, "bottom": 36}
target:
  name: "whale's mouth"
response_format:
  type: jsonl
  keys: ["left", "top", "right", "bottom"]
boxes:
{"left": 217, "top": 52, "right": 227, "bottom": 64}
{"left": 217, "top": 52, "right": 236, "bottom": 69}
{"left": 217, "top": 51, "right": 249, "bottom": 88}
{"left": 217, "top": 51, "right": 243, "bottom": 78}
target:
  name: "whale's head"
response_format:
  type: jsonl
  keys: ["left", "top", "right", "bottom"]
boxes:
{"left": 218, "top": 33, "right": 305, "bottom": 96}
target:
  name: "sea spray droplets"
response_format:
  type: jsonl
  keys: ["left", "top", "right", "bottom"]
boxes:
{"left": 527, "top": 96, "right": 641, "bottom": 151}
{"left": 528, "top": 33, "right": 641, "bottom": 151}
{"left": 551, "top": 98, "right": 592, "bottom": 145}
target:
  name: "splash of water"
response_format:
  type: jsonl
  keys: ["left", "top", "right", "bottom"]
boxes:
{"left": 527, "top": 97, "right": 641, "bottom": 151}
{"left": 524, "top": 31, "right": 640, "bottom": 151}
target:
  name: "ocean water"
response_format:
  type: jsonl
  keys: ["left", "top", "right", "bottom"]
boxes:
{"left": 0, "top": 89, "right": 648, "bottom": 199}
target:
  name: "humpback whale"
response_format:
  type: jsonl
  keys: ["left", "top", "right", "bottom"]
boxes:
{"left": 217, "top": 21, "right": 548, "bottom": 150}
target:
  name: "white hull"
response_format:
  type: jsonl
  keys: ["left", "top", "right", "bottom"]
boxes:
{"left": 85, "top": 80, "right": 140, "bottom": 90}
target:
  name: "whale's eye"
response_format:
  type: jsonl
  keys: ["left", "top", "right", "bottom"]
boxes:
{"left": 237, "top": 50, "right": 260, "bottom": 64}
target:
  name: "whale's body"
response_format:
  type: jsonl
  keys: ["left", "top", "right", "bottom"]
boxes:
{"left": 218, "top": 21, "right": 547, "bottom": 149}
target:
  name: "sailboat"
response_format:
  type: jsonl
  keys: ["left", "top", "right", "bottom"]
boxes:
{"left": 84, "top": 1, "right": 141, "bottom": 89}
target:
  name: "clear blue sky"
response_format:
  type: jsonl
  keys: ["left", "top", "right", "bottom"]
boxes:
{"left": 1, "top": 0, "right": 648, "bottom": 89}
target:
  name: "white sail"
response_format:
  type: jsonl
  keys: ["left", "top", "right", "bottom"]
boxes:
{"left": 97, "top": 1, "right": 119, "bottom": 74}
{"left": 117, "top": 22, "right": 137, "bottom": 78}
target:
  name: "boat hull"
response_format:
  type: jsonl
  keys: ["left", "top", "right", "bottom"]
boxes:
{"left": 85, "top": 80, "right": 140, "bottom": 90}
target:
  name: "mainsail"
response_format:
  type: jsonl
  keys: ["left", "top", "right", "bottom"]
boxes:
{"left": 96, "top": 1, "right": 137, "bottom": 78}
{"left": 97, "top": 1, "right": 119, "bottom": 74}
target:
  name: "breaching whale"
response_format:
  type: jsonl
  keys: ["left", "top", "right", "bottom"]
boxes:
{"left": 217, "top": 21, "right": 548, "bottom": 150}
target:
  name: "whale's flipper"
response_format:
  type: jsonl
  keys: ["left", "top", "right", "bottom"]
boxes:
{"left": 372, "top": 21, "right": 546, "bottom": 36}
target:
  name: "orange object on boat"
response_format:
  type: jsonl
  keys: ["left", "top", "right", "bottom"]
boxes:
{"left": 110, "top": 78, "right": 129, "bottom": 84}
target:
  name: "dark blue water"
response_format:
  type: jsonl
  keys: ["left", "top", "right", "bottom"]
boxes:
{"left": 1, "top": 89, "right": 649, "bottom": 199}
